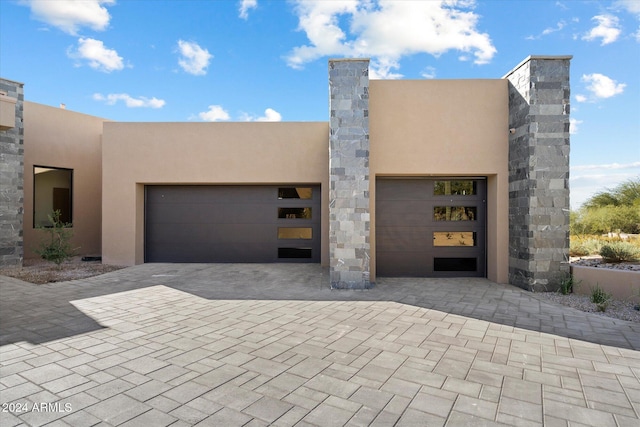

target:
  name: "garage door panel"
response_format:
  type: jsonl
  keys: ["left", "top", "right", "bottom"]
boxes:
{"left": 376, "top": 227, "right": 430, "bottom": 252}
{"left": 376, "top": 178, "right": 486, "bottom": 277}
{"left": 146, "top": 185, "right": 320, "bottom": 263}
{"left": 146, "top": 204, "right": 277, "bottom": 225}
{"left": 376, "top": 201, "right": 431, "bottom": 226}
{"left": 376, "top": 179, "right": 432, "bottom": 200}
{"left": 376, "top": 252, "right": 430, "bottom": 277}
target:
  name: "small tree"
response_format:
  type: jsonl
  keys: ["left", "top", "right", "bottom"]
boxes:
{"left": 35, "top": 210, "right": 76, "bottom": 268}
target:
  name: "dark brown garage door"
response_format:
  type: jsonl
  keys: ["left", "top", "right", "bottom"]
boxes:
{"left": 145, "top": 185, "right": 321, "bottom": 263}
{"left": 376, "top": 178, "right": 486, "bottom": 277}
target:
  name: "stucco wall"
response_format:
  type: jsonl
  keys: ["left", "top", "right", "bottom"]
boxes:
{"left": 23, "top": 102, "right": 104, "bottom": 259}
{"left": 369, "top": 79, "right": 510, "bottom": 283}
{"left": 102, "top": 122, "right": 330, "bottom": 266}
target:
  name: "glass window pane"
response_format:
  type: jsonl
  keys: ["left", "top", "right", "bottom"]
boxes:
{"left": 34, "top": 166, "right": 73, "bottom": 227}
{"left": 433, "top": 232, "right": 476, "bottom": 247}
{"left": 433, "top": 207, "right": 477, "bottom": 221}
{"left": 278, "top": 187, "right": 312, "bottom": 199}
{"left": 278, "top": 228, "right": 312, "bottom": 239}
{"left": 278, "top": 207, "right": 312, "bottom": 219}
{"left": 278, "top": 248, "right": 312, "bottom": 258}
{"left": 434, "top": 258, "right": 477, "bottom": 271}
{"left": 434, "top": 180, "right": 477, "bottom": 196}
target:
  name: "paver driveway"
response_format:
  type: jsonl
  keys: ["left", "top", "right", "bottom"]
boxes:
{"left": 1, "top": 263, "right": 639, "bottom": 426}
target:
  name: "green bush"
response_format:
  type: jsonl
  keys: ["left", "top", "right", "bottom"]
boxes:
{"left": 590, "top": 285, "right": 612, "bottom": 312}
{"left": 559, "top": 276, "right": 576, "bottom": 295}
{"left": 34, "top": 210, "right": 76, "bottom": 267}
{"left": 599, "top": 242, "right": 640, "bottom": 263}
{"left": 569, "top": 236, "right": 605, "bottom": 256}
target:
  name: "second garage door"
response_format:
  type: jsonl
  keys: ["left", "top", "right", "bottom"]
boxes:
{"left": 145, "top": 185, "right": 321, "bottom": 263}
{"left": 376, "top": 178, "right": 486, "bottom": 277}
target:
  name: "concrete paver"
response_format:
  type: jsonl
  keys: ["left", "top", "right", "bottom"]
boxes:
{"left": 1, "top": 263, "right": 640, "bottom": 426}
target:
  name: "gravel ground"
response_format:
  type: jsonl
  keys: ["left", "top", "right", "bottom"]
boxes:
{"left": 536, "top": 292, "right": 640, "bottom": 323}
{"left": 2, "top": 257, "right": 639, "bottom": 323}
{"left": 0, "top": 257, "right": 125, "bottom": 285}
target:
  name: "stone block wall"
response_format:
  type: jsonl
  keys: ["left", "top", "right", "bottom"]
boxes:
{"left": 505, "top": 56, "right": 571, "bottom": 291}
{"left": 328, "top": 59, "right": 372, "bottom": 289}
{"left": 0, "top": 78, "right": 25, "bottom": 266}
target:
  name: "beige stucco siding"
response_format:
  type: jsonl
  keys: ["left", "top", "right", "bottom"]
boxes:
{"left": 23, "top": 102, "right": 104, "bottom": 259}
{"left": 369, "top": 79, "right": 509, "bottom": 283}
{"left": 102, "top": 122, "right": 330, "bottom": 266}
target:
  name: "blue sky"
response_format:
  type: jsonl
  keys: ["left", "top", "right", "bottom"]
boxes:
{"left": 1, "top": 0, "right": 638, "bottom": 209}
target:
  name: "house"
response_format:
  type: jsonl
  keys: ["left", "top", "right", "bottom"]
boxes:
{"left": 0, "top": 55, "right": 572, "bottom": 291}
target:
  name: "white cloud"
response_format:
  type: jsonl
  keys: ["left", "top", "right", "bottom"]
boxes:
{"left": 582, "top": 15, "right": 621, "bottom": 45}
{"left": 239, "top": 0, "right": 257, "bottom": 20}
{"left": 285, "top": 0, "right": 496, "bottom": 76}
{"left": 23, "top": 0, "right": 114, "bottom": 35}
{"left": 569, "top": 118, "right": 582, "bottom": 134}
{"left": 421, "top": 66, "right": 437, "bottom": 79}
{"left": 575, "top": 94, "right": 587, "bottom": 103}
{"left": 242, "top": 108, "right": 282, "bottom": 122}
{"left": 68, "top": 37, "right": 124, "bottom": 72}
{"left": 93, "top": 93, "right": 165, "bottom": 108}
{"left": 199, "top": 105, "right": 230, "bottom": 121}
{"left": 615, "top": 0, "right": 640, "bottom": 15}
{"left": 582, "top": 73, "right": 626, "bottom": 99}
{"left": 572, "top": 162, "right": 640, "bottom": 171}
{"left": 527, "top": 20, "right": 566, "bottom": 40}
{"left": 177, "top": 40, "right": 212, "bottom": 76}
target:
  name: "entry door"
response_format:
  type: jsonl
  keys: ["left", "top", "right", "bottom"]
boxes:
{"left": 376, "top": 178, "right": 486, "bottom": 277}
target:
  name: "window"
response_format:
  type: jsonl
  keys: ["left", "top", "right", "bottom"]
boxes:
{"left": 278, "top": 187, "right": 312, "bottom": 199}
{"left": 278, "top": 207, "right": 312, "bottom": 219}
{"left": 433, "top": 206, "right": 477, "bottom": 221}
{"left": 433, "top": 232, "right": 476, "bottom": 247}
{"left": 434, "top": 180, "right": 477, "bottom": 196}
{"left": 34, "top": 166, "right": 72, "bottom": 227}
{"left": 278, "top": 228, "right": 313, "bottom": 239}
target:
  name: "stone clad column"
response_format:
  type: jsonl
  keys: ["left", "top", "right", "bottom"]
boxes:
{"left": 0, "top": 78, "right": 25, "bottom": 267}
{"left": 505, "top": 56, "right": 571, "bottom": 291}
{"left": 328, "top": 59, "right": 371, "bottom": 289}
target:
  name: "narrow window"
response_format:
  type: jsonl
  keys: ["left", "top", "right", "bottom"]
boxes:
{"left": 433, "top": 206, "right": 477, "bottom": 221}
{"left": 278, "top": 248, "right": 312, "bottom": 258}
{"left": 278, "top": 207, "right": 312, "bottom": 219}
{"left": 434, "top": 180, "right": 477, "bottom": 196}
{"left": 278, "top": 187, "right": 312, "bottom": 199}
{"left": 433, "top": 232, "right": 476, "bottom": 247}
{"left": 434, "top": 258, "right": 477, "bottom": 271}
{"left": 278, "top": 228, "right": 313, "bottom": 239}
{"left": 33, "top": 166, "right": 73, "bottom": 227}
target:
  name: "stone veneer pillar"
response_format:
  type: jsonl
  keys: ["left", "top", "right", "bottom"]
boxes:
{"left": 505, "top": 56, "right": 571, "bottom": 291}
{"left": 0, "top": 78, "right": 25, "bottom": 266}
{"left": 328, "top": 59, "right": 372, "bottom": 289}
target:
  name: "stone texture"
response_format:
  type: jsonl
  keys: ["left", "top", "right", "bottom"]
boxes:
{"left": 328, "top": 59, "right": 371, "bottom": 289}
{"left": 505, "top": 56, "right": 571, "bottom": 291}
{"left": 0, "top": 78, "right": 24, "bottom": 267}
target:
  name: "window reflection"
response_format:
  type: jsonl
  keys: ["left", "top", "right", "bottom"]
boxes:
{"left": 434, "top": 180, "right": 477, "bottom": 196}
{"left": 433, "top": 232, "right": 476, "bottom": 247}
{"left": 434, "top": 207, "right": 477, "bottom": 221}
{"left": 278, "top": 187, "right": 312, "bottom": 199}
{"left": 278, "top": 228, "right": 312, "bottom": 239}
{"left": 278, "top": 207, "right": 312, "bottom": 219}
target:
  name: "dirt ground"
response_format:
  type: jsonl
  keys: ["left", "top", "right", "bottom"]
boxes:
{"left": 0, "top": 257, "right": 125, "bottom": 285}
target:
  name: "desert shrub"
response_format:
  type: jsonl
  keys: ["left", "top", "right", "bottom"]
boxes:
{"left": 559, "top": 276, "right": 576, "bottom": 295}
{"left": 599, "top": 242, "right": 640, "bottom": 263}
{"left": 570, "top": 236, "right": 605, "bottom": 256}
{"left": 34, "top": 210, "right": 76, "bottom": 267}
{"left": 590, "top": 284, "right": 612, "bottom": 311}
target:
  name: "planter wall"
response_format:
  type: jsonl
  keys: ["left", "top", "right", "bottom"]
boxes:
{"left": 571, "top": 265, "right": 640, "bottom": 303}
